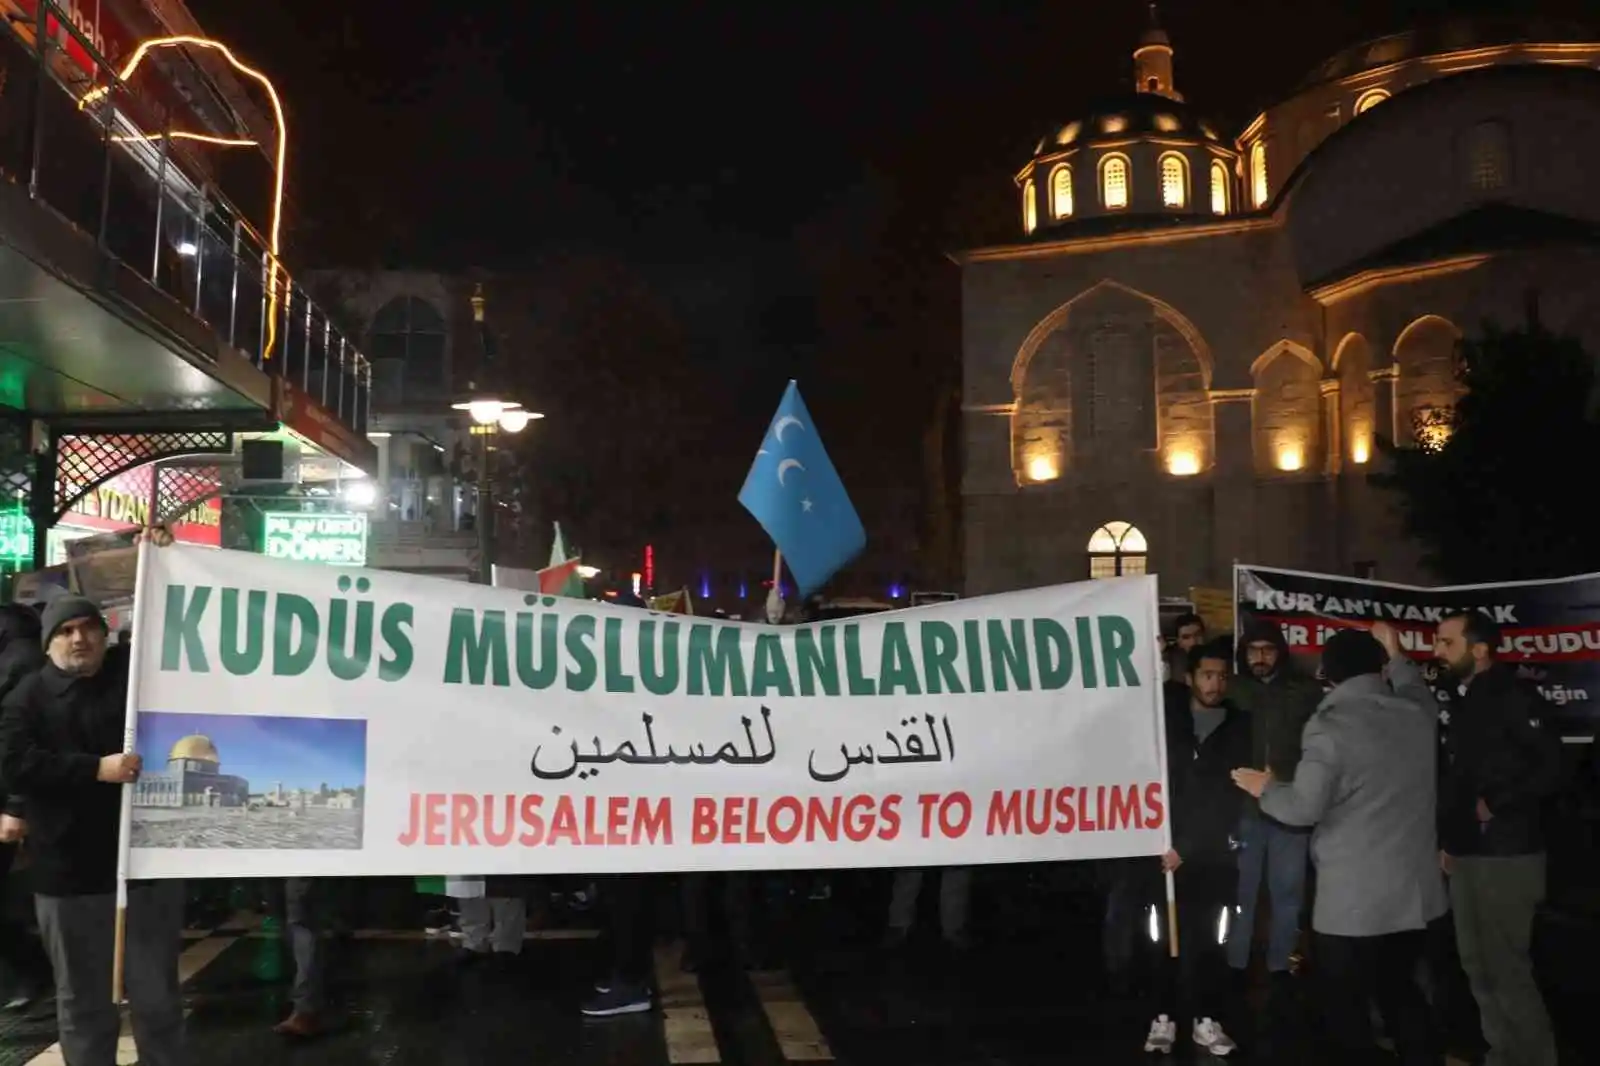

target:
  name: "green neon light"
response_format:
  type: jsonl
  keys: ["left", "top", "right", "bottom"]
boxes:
{"left": 0, "top": 499, "right": 32, "bottom": 567}
{"left": 261, "top": 511, "right": 368, "bottom": 567}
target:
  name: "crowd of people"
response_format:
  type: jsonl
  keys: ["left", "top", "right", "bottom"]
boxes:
{"left": 0, "top": 540, "right": 1578, "bottom": 1065}
{"left": 1140, "top": 610, "right": 1563, "bottom": 1064}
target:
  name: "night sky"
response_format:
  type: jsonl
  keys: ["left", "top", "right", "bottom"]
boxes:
{"left": 184, "top": 0, "right": 1587, "bottom": 595}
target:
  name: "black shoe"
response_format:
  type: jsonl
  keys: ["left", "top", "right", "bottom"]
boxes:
{"left": 581, "top": 981, "right": 652, "bottom": 1017}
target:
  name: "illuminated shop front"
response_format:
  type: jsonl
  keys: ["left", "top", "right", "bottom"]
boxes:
{"left": 48, "top": 464, "right": 221, "bottom": 565}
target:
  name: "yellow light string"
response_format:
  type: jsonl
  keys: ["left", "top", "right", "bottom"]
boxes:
{"left": 82, "top": 36, "right": 288, "bottom": 359}
{"left": 109, "top": 131, "right": 257, "bottom": 147}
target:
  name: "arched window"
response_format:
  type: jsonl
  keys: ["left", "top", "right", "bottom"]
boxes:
{"left": 1087, "top": 522, "right": 1148, "bottom": 579}
{"left": 1249, "top": 142, "right": 1268, "bottom": 208}
{"left": 369, "top": 296, "right": 446, "bottom": 403}
{"left": 1100, "top": 155, "right": 1130, "bottom": 210}
{"left": 1159, "top": 153, "right": 1188, "bottom": 209}
{"left": 1353, "top": 89, "right": 1389, "bottom": 115}
{"left": 1209, "top": 160, "right": 1229, "bottom": 215}
{"left": 1465, "top": 120, "right": 1510, "bottom": 192}
{"left": 1050, "top": 165, "right": 1074, "bottom": 219}
{"left": 1022, "top": 178, "right": 1037, "bottom": 234}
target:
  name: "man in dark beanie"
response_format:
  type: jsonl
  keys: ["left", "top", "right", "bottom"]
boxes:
{"left": 0, "top": 573, "right": 186, "bottom": 1065}
{"left": 1233, "top": 623, "right": 1447, "bottom": 1066}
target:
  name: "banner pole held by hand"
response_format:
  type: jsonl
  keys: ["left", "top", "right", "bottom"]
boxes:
{"left": 765, "top": 550, "right": 785, "bottom": 624}
{"left": 112, "top": 535, "right": 157, "bottom": 1003}
{"left": 1165, "top": 868, "right": 1179, "bottom": 959}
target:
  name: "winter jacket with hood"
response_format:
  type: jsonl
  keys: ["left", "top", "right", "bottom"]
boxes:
{"left": 1231, "top": 619, "right": 1323, "bottom": 804}
{"left": 0, "top": 603, "right": 44, "bottom": 818}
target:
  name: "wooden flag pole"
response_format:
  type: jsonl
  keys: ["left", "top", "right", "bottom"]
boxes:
{"left": 764, "top": 550, "right": 786, "bottom": 624}
{"left": 112, "top": 535, "right": 158, "bottom": 1003}
{"left": 1165, "top": 869, "right": 1179, "bottom": 958}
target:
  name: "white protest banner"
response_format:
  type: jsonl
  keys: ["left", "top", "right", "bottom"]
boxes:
{"left": 125, "top": 545, "right": 1170, "bottom": 878}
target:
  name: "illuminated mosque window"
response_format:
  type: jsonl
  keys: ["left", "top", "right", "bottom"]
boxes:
{"left": 1056, "top": 121, "right": 1082, "bottom": 146}
{"left": 1153, "top": 113, "right": 1182, "bottom": 133}
{"left": 1100, "top": 114, "right": 1128, "bottom": 135}
{"left": 1022, "top": 177, "right": 1037, "bottom": 233}
{"left": 1087, "top": 521, "right": 1148, "bottom": 579}
{"left": 1160, "top": 153, "right": 1188, "bottom": 209}
{"left": 1050, "top": 165, "right": 1074, "bottom": 219}
{"left": 1210, "top": 160, "right": 1229, "bottom": 215}
{"left": 1354, "top": 89, "right": 1389, "bottom": 115}
{"left": 1249, "top": 141, "right": 1268, "bottom": 208}
{"left": 1465, "top": 120, "right": 1510, "bottom": 192}
{"left": 1101, "top": 155, "right": 1130, "bottom": 210}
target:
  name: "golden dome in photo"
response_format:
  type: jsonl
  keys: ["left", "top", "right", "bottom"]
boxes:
{"left": 168, "top": 734, "right": 220, "bottom": 764}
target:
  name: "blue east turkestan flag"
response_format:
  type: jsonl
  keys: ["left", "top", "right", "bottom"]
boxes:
{"left": 739, "top": 380, "right": 865, "bottom": 598}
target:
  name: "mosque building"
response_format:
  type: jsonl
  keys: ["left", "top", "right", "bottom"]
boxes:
{"left": 133, "top": 734, "right": 250, "bottom": 809}
{"left": 957, "top": 10, "right": 1600, "bottom": 596}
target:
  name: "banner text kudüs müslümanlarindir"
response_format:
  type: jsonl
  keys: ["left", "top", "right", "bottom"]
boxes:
{"left": 127, "top": 545, "right": 1170, "bottom": 879}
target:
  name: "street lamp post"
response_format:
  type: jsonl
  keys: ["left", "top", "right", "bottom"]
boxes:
{"left": 466, "top": 405, "right": 535, "bottom": 583}
{"left": 453, "top": 285, "right": 542, "bottom": 585}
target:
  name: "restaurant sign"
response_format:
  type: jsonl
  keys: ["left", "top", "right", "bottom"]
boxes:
{"left": 60, "top": 467, "right": 222, "bottom": 547}
{"left": 262, "top": 511, "right": 368, "bottom": 566}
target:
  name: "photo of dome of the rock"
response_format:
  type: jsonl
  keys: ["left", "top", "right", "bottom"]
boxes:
{"left": 130, "top": 712, "right": 368, "bottom": 850}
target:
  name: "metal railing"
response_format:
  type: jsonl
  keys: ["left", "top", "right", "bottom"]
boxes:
{"left": 0, "top": 3, "right": 369, "bottom": 436}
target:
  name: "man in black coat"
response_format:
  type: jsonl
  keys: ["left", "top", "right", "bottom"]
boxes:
{"left": 1434, "top": 611, "right": 1560, "bottom": 1066}
{"left": 1134, "top": 641, "right": 1253, "bottom": 1058}
{"left": 0, "top": 601, "right": 52, "bottom": 1011}
{"left": 0, "top": 594, "right": 186, "bottom": 1065}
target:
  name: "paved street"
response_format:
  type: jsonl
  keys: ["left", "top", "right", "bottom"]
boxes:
{"left": 130, "top": 809, "right": 364, "bottom": 850}
{"left": 1, "top": 875, "right": 1594, "bottom": 1065}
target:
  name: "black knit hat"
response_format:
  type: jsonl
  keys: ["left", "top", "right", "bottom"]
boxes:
{"left": 40, "top": 595, "right": 105, "bottom": 649}
{"left": 1321, "top": 628, "right": 1386, "bottom": 685}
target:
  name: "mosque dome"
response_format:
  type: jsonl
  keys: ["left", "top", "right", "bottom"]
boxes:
{"left": 169, "top": 734, "right": 220, "bottom": 764}
{"left": 1015, "top": 5, "right": 1240, "bottom": 236}
{"left": 1297, "top": 15, "right": 1600, "bottom": 90}
{"left": 1033, "top": 94, "right": 1221, "bottom": 158}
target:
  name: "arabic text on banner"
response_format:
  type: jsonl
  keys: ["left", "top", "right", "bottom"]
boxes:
{"left": 1234, "top": 565, "right": 1600, "bottom": 735}
{"left": 125, "top": 546, "right": 1171, "bottom": 878}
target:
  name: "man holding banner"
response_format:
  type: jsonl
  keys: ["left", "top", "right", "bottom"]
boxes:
{"left": 0, "top": 593, "right": 185, "bottom": 1066}
{"left": 1132, "top": 642, "right": 1249, "bottom": 1058}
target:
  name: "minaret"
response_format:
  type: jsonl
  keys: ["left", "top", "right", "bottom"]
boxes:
{"left": 1133, "top": 3, "right": 1183, "bottom": 102}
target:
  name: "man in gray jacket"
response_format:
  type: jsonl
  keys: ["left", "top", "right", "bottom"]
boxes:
{"left": 1233, "top": 623, "right": 1447, "bottom": 1066}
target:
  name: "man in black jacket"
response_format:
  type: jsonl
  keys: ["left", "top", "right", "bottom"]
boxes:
{"left": 0, "top": 601, "right": 52, "bottom": 1011}
{"left": 1133, "top": 641, "right": 1251, "bottom": 1058}
{"left": 1434, "top": 611, "right": 1559, "bottom": 1066}
{"left": 0, "top": 595, "right": 185, "bottom": 1066}
{"left": 1226, "top": 620, "right": 1320, "bottom": 990}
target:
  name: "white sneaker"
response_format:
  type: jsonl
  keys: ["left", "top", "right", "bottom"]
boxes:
{"left": 1193, "top": 1017, "right": 1237, "bottom": 1057}
{"left": 1143, "top": 1014, "right": 1176, "bottom": 1054}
